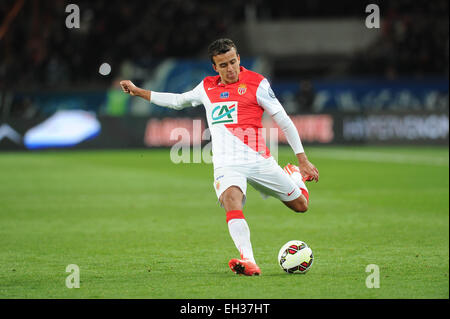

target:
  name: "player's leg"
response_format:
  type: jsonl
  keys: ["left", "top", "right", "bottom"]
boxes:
{"left": 282, "top": 164, "right": 309, "bottom": 213}
{"left": 247, "top": 158, "right": 309, "bottom": 213}
{"left": 220, "top": 187, "right": 261, "bottom": 276}
{"left": 219, "top": 185, "right": 244, "bottom": 211}
{"left": 214, "top": 168, "right": 261, "bottom": 276}
{"left": 282, "top": 195, "right": 308, "bottom": 213}
{"left": 220, "top": 186, "right": 256, "bottom": 264}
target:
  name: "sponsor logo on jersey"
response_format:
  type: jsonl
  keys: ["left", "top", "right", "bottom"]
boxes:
{"left": 220, "top": 91, "right": 229, "bottom": 99}
{"left": 237, "top": 84, "right": 247, "bottom": 95}
{"left": 211, "top": 101, "right": 238, "bottom": 125}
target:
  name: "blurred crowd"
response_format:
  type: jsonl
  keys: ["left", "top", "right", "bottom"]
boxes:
{"left": 350, "top": 0, "right": 449, "bottom": 78}
{"left": 0, "top": 0, "right": 448, "bottom": 91}
{"left": 0, "top": 0, "right": 245, "bottom": 90}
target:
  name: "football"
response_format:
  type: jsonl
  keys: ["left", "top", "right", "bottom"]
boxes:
{"left": 278, "top": 240, "right": 314, "bottom": 274}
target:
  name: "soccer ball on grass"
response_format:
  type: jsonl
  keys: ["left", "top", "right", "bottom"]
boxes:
{"left": 278, "top": 240, "right": 314, "bottom": 274}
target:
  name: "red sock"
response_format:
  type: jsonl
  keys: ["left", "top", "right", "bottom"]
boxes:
{"left": 226, "top": 210, "right": 245, "bottom": 223}
{"left": 301, "top": 188, "right": 309, "bottom": 204}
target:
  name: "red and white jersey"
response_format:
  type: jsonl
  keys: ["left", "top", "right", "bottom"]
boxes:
{"left": 151, "top": 67, "right": 285, "bottom": 168}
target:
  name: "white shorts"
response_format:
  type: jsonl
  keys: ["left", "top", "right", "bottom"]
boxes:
{"left": 213, "top": 157, "right": 301, "bottom": 207}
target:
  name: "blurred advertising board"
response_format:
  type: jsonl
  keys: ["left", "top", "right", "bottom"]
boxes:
{"left": 0, "top": 111, "right": 448, "bottom": 151}
{"left": 340, "top": 112, "right": 449, "bottom": 144}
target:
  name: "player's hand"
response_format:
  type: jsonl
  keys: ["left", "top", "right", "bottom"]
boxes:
{"left": 120, "top": 80, "right": 138, "bottom": 96}
{"left": 297, "top": 153, "right": 319, "bottom": 182}
{"left": 300, "top": 161, "right": 319, "bottom": 182}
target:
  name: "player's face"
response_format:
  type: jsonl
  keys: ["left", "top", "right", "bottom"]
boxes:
{"left": 212, "top": 48, "right": 241, "bottom": 84}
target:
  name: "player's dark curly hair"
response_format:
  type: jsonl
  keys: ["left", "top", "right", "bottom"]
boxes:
{"left": 208, "top": 38, "right": 238, "bottom": 65}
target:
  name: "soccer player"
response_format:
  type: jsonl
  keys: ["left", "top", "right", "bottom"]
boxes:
{"left": 120, "top": 38, "right": 319, "bottom": 276}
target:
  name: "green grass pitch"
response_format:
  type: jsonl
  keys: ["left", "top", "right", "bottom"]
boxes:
{"left": 0, "top": 146, "right": 448, "bottom": 299}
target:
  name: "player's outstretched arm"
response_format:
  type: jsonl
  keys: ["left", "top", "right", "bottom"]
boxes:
{"left": 271, "top": 110, "right": 319, "bottom": 182}
{"left": 120, "top": 80, "right": 202, "bottom": 111}
{"left": 296, "top": 152, "right": 319, "bottom": 182}
{"left": 120, "top": 80, "right": 150, "bottom": 101}
{"left": 257, "top": 79, "right": 319, "bottom": 182}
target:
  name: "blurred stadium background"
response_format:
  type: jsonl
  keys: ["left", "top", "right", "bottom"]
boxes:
{"left": 0, "top": 0, "right": 448, "bottom": 150}
{"left": 0, "top": 0, "right": 449, "bottom": 300}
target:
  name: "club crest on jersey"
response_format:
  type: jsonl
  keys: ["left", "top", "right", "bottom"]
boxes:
{"left": 237, "top": 84, "right": 247, "bottom": 95}
{"left": 211, "top": 101, "right": 238, "bottom": 125}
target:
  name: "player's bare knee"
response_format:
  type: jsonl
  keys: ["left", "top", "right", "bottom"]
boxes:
{"left": 222, "top": 190, "right": 241, "bottom": 203}
{"left": 222, "top": 195, "right": 240, "bottom": 207}
{"left": 295, "top": 203, "right": 308, "bottom": 213}
{"left": 220, "top": 186, "right": 243, "bottom": 210}
{"left": 283, "top": 197, "right": 308, "bottom": 213}
{"left": 293, "top": 198, "right": 308, "bottom": 213}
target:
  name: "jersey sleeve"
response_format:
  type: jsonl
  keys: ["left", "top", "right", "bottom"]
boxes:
{"left": 257, "top": 78, "right": 305, "bottom": 154}
{"left": 150, "top": 81, "right": 203, "bottom": 110}
{"left": 255, "top": 78, "right": 284, "bottom": 116}
{"left": 272, "top": 110, "right": 305, "bottom": 154}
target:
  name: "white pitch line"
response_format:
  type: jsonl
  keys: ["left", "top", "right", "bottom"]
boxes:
{"left": 310, "top": 149, "right": 449, "bottom": 166}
